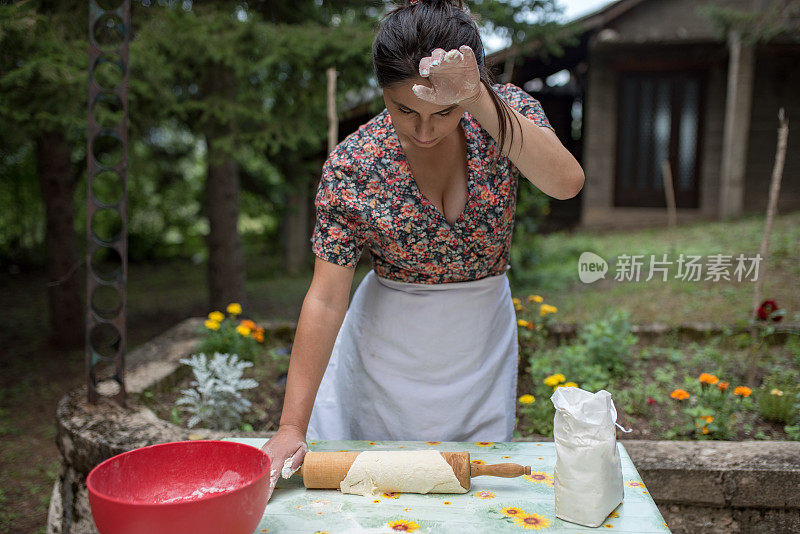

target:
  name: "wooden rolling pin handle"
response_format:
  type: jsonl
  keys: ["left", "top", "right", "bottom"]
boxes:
{"left": 470, "top": 462, "right": 531, "bottom": 478}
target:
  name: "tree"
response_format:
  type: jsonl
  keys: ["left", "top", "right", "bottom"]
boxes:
{"left": 0, "top": 1, "right": 87, "bottom": 349}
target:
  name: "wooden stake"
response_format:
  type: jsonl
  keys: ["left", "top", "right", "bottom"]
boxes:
{"left": 747, "top": 107, "right": 789, "bottom": 386}
{"left": 661, "top": 159, "right": 677, "bottom": 256}
{"left": 661, "top": 159, "right": 677, "bottom": 229}
{"left": 327, "top": 67, "right": 338, "bottom": 155}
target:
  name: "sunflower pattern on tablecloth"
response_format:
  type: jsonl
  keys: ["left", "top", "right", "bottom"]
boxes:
{"left": 229, "top": 438, "right": 672, "bottom": 534}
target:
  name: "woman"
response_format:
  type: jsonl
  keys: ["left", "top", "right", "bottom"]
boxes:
{"left": 261, "top": 0, "right": 584, "bottom": 502}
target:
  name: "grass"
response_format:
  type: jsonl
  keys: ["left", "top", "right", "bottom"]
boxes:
{"left": 512, "top": 210, "right": 800, "bottom": 325}
{"left": 0, "top": 210, "right": 797, "bottom": 531}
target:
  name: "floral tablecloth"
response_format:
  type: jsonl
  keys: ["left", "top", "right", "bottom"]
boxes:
{"left": 224, "top": 438, "right": 671, "bottom": 534}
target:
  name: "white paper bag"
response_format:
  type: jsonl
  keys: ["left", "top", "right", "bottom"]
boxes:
{"left": 550, "top": 387, "right": 631, "bottom": 527}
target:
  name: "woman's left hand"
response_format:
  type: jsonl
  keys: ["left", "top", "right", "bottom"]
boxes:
{"left": 413, "top": 45, "right": 482, "bottom": 106}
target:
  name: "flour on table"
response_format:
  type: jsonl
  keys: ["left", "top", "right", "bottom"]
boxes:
{"left": 339, "top": 450, "right": 466, "bottom": 497}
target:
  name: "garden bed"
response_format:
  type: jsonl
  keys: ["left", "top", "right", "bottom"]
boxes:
{"left": 137, "top": 309, "right": 800, "bottom": 442}
{"left": 49, "top": 316, "right": 800, "bottom": 534}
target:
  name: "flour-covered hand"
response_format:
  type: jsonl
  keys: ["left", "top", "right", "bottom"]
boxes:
{"left": 413, "top": 45, "right": 481, "bottom": 106}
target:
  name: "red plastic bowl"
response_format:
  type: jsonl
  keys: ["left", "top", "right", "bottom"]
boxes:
{"left": 87, "top": 440, "right": 271, "bottom": 534}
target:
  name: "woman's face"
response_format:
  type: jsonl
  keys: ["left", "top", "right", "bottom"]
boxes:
{"left": 382, "top": 77, "right": 464, "bottom": 151}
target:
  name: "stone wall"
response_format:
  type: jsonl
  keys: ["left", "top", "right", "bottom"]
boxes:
{"left": 48, "top": 318, "right": 800, "bottom": 533}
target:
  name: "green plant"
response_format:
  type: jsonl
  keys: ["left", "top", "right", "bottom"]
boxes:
{"left": 578, "top": 309, "right": 637, "bottom": 376}
{"left": 513, "top": 293, "right": 558, "bottom": 351}
{"left": 175, "top": 352, "right": 259, "bottom": 431}
{"left": 666, "top": 372, "right": 755, "bottom": 439}
{"left": 197, "top": 303, "right": 266, "bottom": 362}
{"left": 755, "top": 370, "right": 800, "bottom": 424}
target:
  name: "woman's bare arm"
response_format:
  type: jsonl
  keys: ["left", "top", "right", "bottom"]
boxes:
{"left": 278, "top": 256, "right": 356, "bottom": 434}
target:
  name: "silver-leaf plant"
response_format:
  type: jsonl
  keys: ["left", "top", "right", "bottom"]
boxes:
{"left": 175, "top": 352, "right": 259, "bottom": 431}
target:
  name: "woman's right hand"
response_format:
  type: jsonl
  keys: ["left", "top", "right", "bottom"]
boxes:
{"left": 260, "top": 424, "right": 309, "bottom": 503}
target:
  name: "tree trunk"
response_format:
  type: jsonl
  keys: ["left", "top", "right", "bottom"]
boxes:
{"left": 36, "top": 130, "right": 84, "bottom": 349}
{"left": 283, "top": 187, "right": 310, "bottom": 274}
{"left": 203, "top": 66, "right": 247, "bottom": 312}
{"left": 204, "top": 134, "right": 247, "bottom": 312}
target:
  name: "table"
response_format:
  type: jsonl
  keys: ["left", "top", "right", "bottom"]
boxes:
{"left": 225, "top": 438, "right": 671, "bottom": 534}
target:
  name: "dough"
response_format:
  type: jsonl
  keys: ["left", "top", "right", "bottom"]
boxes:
{"left": 339, "top": 450, "right": 467, "bottom": 497}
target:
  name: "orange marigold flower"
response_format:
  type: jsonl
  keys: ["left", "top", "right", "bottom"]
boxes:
{"left": 240, "top": 319, "right": 256, "bottom": 330}
{"left": 699, "top": 373, "right": 719, "bottom": 385}
{"left": 702, "top": 415, "right": 714, "bottom": 423}
{"left": 701, "top": 427, "right": 710, "bottom": 434}
{"left": 670, "top": 389, "right": 690, "bottom": 400}
{"left": 733, "top": 386, "right": 752, "bottom": 397}
{"left": 717, "top": 381, "right": 729, "bottom": 391}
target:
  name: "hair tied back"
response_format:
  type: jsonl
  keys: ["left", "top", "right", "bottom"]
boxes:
{"left": 407, "top": 0, "right": 466, "bottom": 10}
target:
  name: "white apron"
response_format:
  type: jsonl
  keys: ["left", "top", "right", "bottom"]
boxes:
{"left": 306, "top": 268, "right": 518, "bottom": 442}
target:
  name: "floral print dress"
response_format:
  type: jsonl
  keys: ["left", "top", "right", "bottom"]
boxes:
{"left": 310, "top": 82, "right": 555, "bottom": 284}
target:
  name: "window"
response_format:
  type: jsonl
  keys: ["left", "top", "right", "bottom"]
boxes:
{"left": 615, "top": 71, "right": 704, "bottom": 208}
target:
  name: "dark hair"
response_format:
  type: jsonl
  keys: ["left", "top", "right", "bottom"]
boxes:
{"left": 372, "top": 0, "right": 524, "bottom": 169}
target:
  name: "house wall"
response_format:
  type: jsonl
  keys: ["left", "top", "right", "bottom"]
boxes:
{"left": 744, "top": 45, "right": 800, "bottom": 214}
{"left": 579, "top": 0, "right": 800, "bottom": 229}
{"left": 606, "top": 0, "right": 756, "bottom": 44}
{"left": 581, "top": 43, "right": 728, "bottom": 229}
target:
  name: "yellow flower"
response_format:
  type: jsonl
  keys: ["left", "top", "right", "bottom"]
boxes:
{"left": 236, "top": 325, "right": 251, "bottom": 337}
{"left": 204, "top": 319, "right": 220, "bottom": 330}
{"left": 475, "top": 442, "right": 494, "bottom": 447}
{"left": 733, "top": 386, "right": 752, "bottom": 397}
{"left": 207, "top": 311, "right": 224, "bottom": 322}
{"left": 501, "top": 506, "right": 526, "bottom": 518}
{"left": 539, "top": 304, "right": 558, "bottom": 316}
{"left": 670, "top": 389, "right": 690, "bottom": 400}
{"left": 564, "top": 382, "right": 578, "bottom": 387}
{"left": 527, "top": 295, "right": 544, "bottom": 303}
{"left": 524, "top": 472, "right": 554, "bottom": 486}
{"left": 701, "top": 427, "right": 710, "bottom": 435}
{"left": 226, "top": 302, "right": 242, "bottom": 315}
{"left": 512, "top": 513, "right": 552, "bottom": 529}
{"left": 699, "top": 373, "right": 719, "bottom": 385}
{"left": 387, "top": 520, "right": 420, "bottom": 532}
{"left": 512, "top": 297, "right": 522, "bottom": 306}
{"left": 517, "top": 319, "right": 533, "bottom": 329}
{"left": 770, "top": 388, "right": 784, "bottom": 396}
{"left": 702, "top": 415, "right": 714, "bottom": 423}
{"left": 544, "top": 374, "right": 566, "bottom": 387}
{"left": 518, "top": 394, "right": 535, "bottom": 404}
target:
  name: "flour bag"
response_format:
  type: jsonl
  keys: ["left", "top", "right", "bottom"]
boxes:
{"left": 550, "top": 387, "right": 631, "bottom": 527}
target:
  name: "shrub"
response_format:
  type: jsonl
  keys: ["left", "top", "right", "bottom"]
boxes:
{"left": 175, "top": 352, "right": 259, "bottom": 431}
{"left": 578, "top": 309, "right": 637, "bottom": 376}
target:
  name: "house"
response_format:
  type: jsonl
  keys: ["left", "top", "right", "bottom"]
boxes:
{"left": 487, "top": 0, "right": 800, "bottom": 230}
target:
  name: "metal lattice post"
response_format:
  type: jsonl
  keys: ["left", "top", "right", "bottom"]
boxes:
{"left": 86, "top": 0, "right": 130, "bottom": 406}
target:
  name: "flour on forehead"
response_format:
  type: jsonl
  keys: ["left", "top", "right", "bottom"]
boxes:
{"left": 339, "top": 449, "right": 467, "bottom": 497}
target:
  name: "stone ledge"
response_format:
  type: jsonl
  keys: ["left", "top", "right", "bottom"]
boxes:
{"left": 621, "top": 440, "right": 800, "bottom": 509}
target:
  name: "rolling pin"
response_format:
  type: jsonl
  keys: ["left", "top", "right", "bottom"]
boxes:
{"left": 297, "top": 451, "right": 530, "bottom": 492}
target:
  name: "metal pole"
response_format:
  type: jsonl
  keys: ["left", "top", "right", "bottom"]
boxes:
{"left": 86, "top": 0, "right": 130, "bottom": 406}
